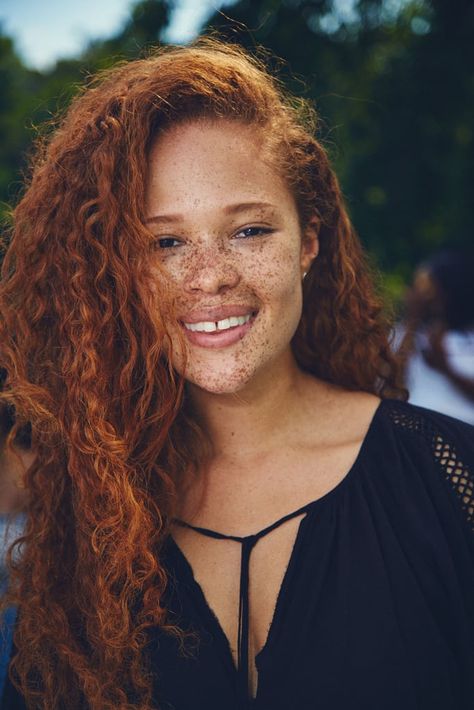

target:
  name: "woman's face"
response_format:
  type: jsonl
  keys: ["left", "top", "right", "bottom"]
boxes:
{"left": 145, "top": 120, "right": 318, "bottom": 395}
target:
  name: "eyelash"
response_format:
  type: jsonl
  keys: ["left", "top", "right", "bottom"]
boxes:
{"left": 234, "top": 226, "right": 274, "bottom": 240}
{"left": 154, "top": 226, "right": 274, "bottom": 250}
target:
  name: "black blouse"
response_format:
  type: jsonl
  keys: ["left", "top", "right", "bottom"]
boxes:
{"left": 3, "top": 400, "right": 474, "bottom": 710}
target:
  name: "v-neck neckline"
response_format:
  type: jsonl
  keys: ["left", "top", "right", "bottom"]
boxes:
{"left": 168, "top": 508, "right": 311, "bottom": 706}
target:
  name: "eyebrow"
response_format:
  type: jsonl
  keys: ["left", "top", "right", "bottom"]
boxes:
{"left": 145, "top": 201, "right": 276, "bottom": 224}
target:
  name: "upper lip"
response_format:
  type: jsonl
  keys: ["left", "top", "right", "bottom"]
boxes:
{"left": 180, "top": 305, "right": 257, "bottom": 324}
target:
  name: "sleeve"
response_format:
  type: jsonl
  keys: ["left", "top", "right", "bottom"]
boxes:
{"left": 387, "top": 400, "right": 474, "bottom": 536}
{"left": 421, "top": 405, "right": 474, "bottom": 535}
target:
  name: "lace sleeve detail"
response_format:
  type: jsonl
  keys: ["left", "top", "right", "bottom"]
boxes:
{"left": 433, "top": 434, "right": 474, "bottom": 530}
{"left": 387, "top": 402, "right": 474, "bottom": 532}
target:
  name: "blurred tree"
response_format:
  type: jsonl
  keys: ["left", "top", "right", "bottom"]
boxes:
{"left": 82, "top": 0, "right": 174, "bottom": 66}
{"left": 0, "top": 31, "right": 44, "bottom": 212}
{"left": 0, "top": 1, "right": 174, "bottom": 221}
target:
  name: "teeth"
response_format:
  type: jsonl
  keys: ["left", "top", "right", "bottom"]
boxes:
{"left": 184, "top": 314, "right": 252, "bottom": 333}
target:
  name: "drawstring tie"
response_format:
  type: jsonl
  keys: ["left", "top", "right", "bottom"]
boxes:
{"left": 175, "top": 503, "right": 310, "bottom": 704}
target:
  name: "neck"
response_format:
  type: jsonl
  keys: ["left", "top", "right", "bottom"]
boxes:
{"left": 187, "top": 351, "right": 325, "bottom": 460}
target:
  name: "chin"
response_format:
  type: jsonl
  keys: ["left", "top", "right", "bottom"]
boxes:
{"left": 185, "top": 368, "right": 255, "bottom": 396}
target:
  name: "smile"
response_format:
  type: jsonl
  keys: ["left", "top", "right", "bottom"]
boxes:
{"left": 180, "top": 309, "right": 257, "bottom": 349}
{"left": 183, "top": 314, "right": 252, "bottom": 333}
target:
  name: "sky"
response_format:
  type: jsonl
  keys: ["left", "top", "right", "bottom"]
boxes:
{"left": 0, "top": 0, "right": 226, "bottom": 70}
{"left": 0, "top": 0, "right": 411, "bottom": 71}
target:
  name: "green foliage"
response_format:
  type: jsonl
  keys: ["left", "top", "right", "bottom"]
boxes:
{"left": 206, "top": 0, "right": 474, "bottom": 280}
{"left": 0, "top": 32, "right": 42, "bottom": 209}
{"left": 1, "top": 0, "right": 473, "bottom": 289}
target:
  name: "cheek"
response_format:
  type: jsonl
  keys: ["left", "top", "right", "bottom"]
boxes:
{"left": 254, "top": 241, "right": 303, "bottom": 303}
{"left": 158, "top": 254, "right": 190, "bottom": 284}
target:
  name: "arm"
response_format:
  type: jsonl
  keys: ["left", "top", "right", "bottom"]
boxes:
{"left": 422, "top": 328, "right": 474, "bottom": 403}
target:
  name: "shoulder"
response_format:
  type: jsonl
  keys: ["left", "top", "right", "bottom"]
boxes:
{"left": 378, "top": 397, "right": 474, "bottom": 448}
{"left": 374, "top": 398, "right": 474, "bottom": 533}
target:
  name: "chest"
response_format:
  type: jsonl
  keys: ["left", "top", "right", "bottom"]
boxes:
{"left": 171, "top": 513, "right": 305, "bottom": 698}
{"left": 169, "top": 438, "right": 367, "bottom": 697}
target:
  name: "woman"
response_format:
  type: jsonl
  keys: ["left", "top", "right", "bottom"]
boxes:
{"left": 0, "top": 39, "right": 473, "bottom": 710}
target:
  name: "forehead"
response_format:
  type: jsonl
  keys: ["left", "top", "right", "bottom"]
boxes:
{"left": 145, "top": 119, "right": 295, "bottom": 218}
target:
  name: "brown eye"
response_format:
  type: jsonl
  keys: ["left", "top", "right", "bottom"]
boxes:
{"left": 156, "top": 237, "right": 182, "bottom": 249}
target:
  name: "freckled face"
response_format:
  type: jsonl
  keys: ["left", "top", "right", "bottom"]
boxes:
{"left": 145, "top": 120, "right": 317, "bottom": 394}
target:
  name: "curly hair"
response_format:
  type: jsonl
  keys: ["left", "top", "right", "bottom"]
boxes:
{"left": 0, "top": 38, "right": 405, "bottom": 709}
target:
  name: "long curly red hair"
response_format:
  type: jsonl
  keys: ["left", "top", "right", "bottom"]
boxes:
{"left": 0, "top": 38, "right": 404, "bottom": 709}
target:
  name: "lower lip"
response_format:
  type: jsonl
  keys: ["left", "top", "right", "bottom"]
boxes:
{"left": 181, "top": 315, "right": 256, "bottom": 349}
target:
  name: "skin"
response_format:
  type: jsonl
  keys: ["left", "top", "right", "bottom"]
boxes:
{"left": 145, "top": 119, "right": 381, "bottom": 698}
{"left": 0, "top": 442, "right": 31, "bottom": 514}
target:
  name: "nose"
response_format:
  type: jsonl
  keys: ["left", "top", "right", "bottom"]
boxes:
{"left": 185, "top": 244, "right": 240, "bottom": 295}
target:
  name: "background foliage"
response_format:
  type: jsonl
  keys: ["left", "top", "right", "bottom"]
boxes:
{"left": 1, "top": 0, "right": 473, "bottom": 296}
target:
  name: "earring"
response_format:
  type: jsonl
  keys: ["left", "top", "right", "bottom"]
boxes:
{"left": 302, "top": 272, "right": 307, "bottom": 280}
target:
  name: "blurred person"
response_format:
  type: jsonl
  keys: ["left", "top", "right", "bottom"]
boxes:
{"left": 0, "top": 369, "right": 30, "bottom": 699}
{"left": 0, "top": 40, "right": 473, "bottom": 710}
{"left": 397, "top": 250, "right": 474, "bottom": 423}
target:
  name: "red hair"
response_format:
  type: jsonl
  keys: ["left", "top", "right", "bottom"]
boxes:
{"left": 0, "top": 38, "right": 404, "bottom": 709}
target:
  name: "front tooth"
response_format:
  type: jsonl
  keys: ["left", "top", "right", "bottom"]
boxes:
{"left": 185, "top": 314, "right": 253, "bottom": 332}
{"left": 203, "top": 321, "right": 217, "bottom": 332}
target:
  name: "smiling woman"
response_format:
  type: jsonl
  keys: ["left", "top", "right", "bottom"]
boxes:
{"left": 0, "top": 38, "right": 473, "bottom": 710}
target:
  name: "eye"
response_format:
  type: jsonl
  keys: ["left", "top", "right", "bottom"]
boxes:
{"left": 154, "top": 237, "right": 183, "bottom": 249}
{"left": 234, "top": 226, "right": 274, "bottom": 240}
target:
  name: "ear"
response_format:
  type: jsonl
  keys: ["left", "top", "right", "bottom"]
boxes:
{"left": 300, "top": 216, "right": 320, "bottom": 277}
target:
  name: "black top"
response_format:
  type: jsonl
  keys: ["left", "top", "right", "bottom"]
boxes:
{"left": 3, "top": 400, "right": 474, "bottom": 709}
